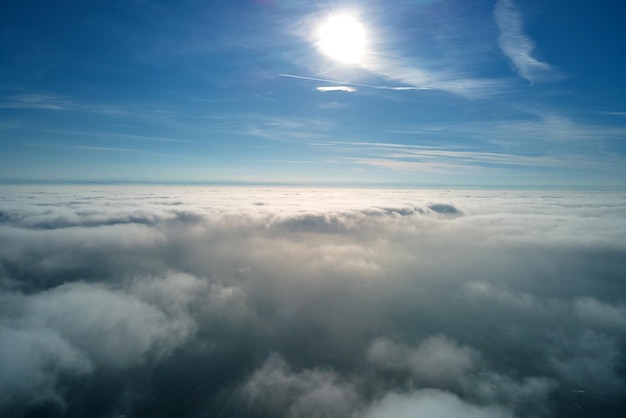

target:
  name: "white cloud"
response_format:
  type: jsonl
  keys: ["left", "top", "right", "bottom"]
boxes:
{"left": 0, "top": 326, "right": 92, "bottom": 409}
{"left": 279, "top": 73, "right": 423, "bottom": 92}
{"left": 309, "top": 112, "right": 626, "bottom": 177}
{"left": 0, "top": 94, "right": 74, "bottom": 110}
{"left": 594, "top": 111, "right": 626, "bottom": 116}
{"left": 0, "top": 186, "right": 624, "bottom": 416}
{"left": 21, "top": 280, "right": 195, "bottom": 368}
{"left": 367, "top": 335, "right": 478, "bottom": 385}
{"left": 494, "top": 0, "right": 556, "bottom": 83}
{"left": 361, "top": 390, "right": 512, "bottom": 418}
{"left": 316, "top": 86, "right": 357, "bottom": 93}
{"left": 575, "top": 298, "right": 626, "bottom": 331}
{"left": 361, "top": 56, "right": 508, "bottom": 97}
{"left": 243, "top": 355, "right": 361, "bottom": 418}
{"left": 550, "top": 330, "right": 625, "bottom": 394}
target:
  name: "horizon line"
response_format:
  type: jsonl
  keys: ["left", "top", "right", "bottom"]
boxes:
{"left": 0, "top": 178, "right": 623, "bottom": 191}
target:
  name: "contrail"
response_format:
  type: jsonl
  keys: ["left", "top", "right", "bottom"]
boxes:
{"left": 208, "top": 121, "right": 234, "bottom": 127}
{"left": 277, "top": 73, "right": 428, "bottom": 91}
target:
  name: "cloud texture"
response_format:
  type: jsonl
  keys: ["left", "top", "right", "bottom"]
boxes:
{"left": 0, "top": 186, "right": 625, "bottom": 417}
{"left": 494, "top": 0, "right": 556, "bottom": 83}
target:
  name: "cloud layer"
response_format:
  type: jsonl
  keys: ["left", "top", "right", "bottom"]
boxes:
{"left": 0, "top": 186, "right": 625, "bottom": 417}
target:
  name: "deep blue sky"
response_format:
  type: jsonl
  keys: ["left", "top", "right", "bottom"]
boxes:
{"left": 1, "top": 0, "right": 625, "bottom": 187}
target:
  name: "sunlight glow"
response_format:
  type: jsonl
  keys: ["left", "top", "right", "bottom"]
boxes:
{"left": 317, "top": 14, "right": 367, "bottom": 64}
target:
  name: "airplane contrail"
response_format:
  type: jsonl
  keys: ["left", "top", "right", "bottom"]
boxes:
{"left": 277, "top": 73, "right": 429, "bottom": 91}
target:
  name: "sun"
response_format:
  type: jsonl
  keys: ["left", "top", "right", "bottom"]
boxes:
{"left": 317, "top": 14, "right": 367, "bottom": 65}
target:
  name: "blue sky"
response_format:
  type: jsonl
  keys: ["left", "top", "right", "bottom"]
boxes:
{"left": 1, "top": 0, "right": 624, "bottom": 187}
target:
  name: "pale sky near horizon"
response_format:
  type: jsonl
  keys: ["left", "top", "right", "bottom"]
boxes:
{"left": 1, "top": 0, "right": 625, "bottom": 187}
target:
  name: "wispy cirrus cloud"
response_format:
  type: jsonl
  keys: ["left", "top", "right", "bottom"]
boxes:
{"left": 278, "top": 73, "right": 425, "bottom": 92}
{"left": 0, "top": 93, "right": 134, "bottom": 115}
{"left": 39, "top": 129, "right": 187, "bottom": 143}
{"left": 280, "top": 63, "right": 506, "bottom": 98}
{"left": 361, "top": 56, "right": 511, "bottom": 98}
{"left": 494, "top": 0, "right": 557, "bottom": 83}
{"left": 0, "top": 94, "right": 75, "bottom": 110}
{"left": 386, "top": 113, "right": 626, "bottom": 145}
{"left": 311, "top": 135, "right": 626, "bottom": 176}
{"left": 230, "top": 115, "right": 334, "bottom": 143}
{"left": 311, "top": 140, "right": 562, "bottom": 173}
{"left": 459, "top": 114, "right": 626, "bottom": 147}
{"left": 594, "top": 111, "right": 626, "bottom": 116}
{"left": 22, "top": 142, "right": 144, "bottom": 153}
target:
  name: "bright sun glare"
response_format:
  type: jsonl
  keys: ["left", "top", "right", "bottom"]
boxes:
{"left": 317, "top": 14, "right": 367, "bottom": 64}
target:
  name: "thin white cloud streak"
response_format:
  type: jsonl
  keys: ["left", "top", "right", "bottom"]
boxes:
{"left": 393, "top": 150, "right": 559, "bottom": 166}
{"left": 311, "top": 141, "right": 568, "bottom": 170}
{"left": 348, "top": 158, "right": 485, "bottom": 174}
{"left": 0, "top": 123, "right": 20, "bottom": 130}
{"left": 278, "top": 73, "right": 426, "bottom": 91}
{"left": 280, "top": 68, "right": 505, "bottom": 98}
{"left": 0, "top": 94, "right": 132, "bottom": 115}
{"left": 25, "top": 127, "right": 187, "bottom": 144}
{"left": 361, "top": 55, "right": 512, "bottom": 98}
{"left": 246, "top": 127, "right": 329, "bottom": 142}
{"left": 310, "top": 141, "right": 447, "bottom": 150}
{"left": 21, "top": 142, "right": 146, "bottom": 154}
{"left": 0, "top": 94, "right": 75, "bottom": 110}
{"left": 310, "top": 129, "right": 626, "bottom": 177}
{"left": 494, "top": 0, "right": 555, "bottom": 83}
{"left": 228, "top": 115, "right": 334, "bottom": 143}
{"left": 0, "top": 92, "right": 205, "bottom": 123}
{"left": 67, "top": 145, "right": 144, "bottom": 152}
{"left": 316, "top": 86, "right": 357, "bottom": 93}
{"left": 385, "top": 114, "right": 626, "bottom": 146}
{"left": 318, "top": 101, "right": 350, "bottom": 110}
{"left": 594, "top": 111, "right": 626, "bottom": 116}
{"left": 259, "top": 159, "right": 316, "bottom": 164}
{"left": 18, "top": 142, "right": 208, "bottom": 163}
{"left": 207, "top": 120, "right": 234, "bottom": 127}
{"left": 464, "top": 114, "right": 626, "bottom": 146}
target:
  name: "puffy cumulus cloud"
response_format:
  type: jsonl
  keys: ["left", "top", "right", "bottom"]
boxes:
{"left": 367, "top": 335, "right": 478, "bottom": 386}
{"left": 574, "top": 298, "right": 626, "bottom": 331}
{"left": 0, "top": 272, "right": 250, "bottom": 415}
{"left": 242, "top": 355, "right": 361, "bottom": 418}
{"left": 0, "top": 185, "right": 625, "bottom": 417}
{"left": 0, "top": 326, "right": 92, "bottom": 411}
{"left": 366, "top": 335, "right": 556, "bottom": 413}
{"left": 362, "top": 390, "right": 512, "bottom": 418}
{"left": 18, "top": 281, "right": 194, "bottom": 368}
{"left": 549, "top": 330, "right": 625, "bottom": 395}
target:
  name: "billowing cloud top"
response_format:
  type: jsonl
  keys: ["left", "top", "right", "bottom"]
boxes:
{"left": 0, "top": 186, "right": 625, "bottom": 417}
